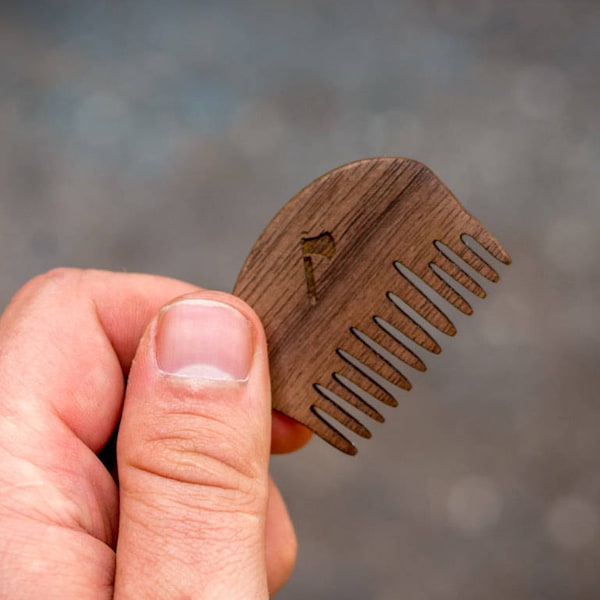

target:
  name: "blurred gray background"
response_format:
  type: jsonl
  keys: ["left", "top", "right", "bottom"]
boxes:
{"left": 1, "top": 1, "right": 599, "bottom": 598}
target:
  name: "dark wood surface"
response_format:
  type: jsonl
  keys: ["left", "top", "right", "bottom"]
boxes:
{"left": 234, "top": 157, "right": 511, "bottom": 454}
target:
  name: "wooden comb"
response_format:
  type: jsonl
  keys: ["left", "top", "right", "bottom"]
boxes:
{"left": 234, "top": 157, "right": 511, "bottom": 455}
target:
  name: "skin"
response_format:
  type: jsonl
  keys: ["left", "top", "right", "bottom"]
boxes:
{"left": 0, "top": 268, "right": 312, "bottom": 599}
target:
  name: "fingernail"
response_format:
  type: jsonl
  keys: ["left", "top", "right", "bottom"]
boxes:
{"left": 156, "top": 299, "right": 254, "bottom": 381}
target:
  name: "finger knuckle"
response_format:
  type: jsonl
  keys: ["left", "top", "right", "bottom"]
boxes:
{"left": 123, "top": 424, "right": 268, "bottom": 515}
{"left": 8, "top": 268, "right": 83, "bottom": 309}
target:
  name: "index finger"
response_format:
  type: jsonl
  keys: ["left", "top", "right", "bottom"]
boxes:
{"left": 0, "top": 268, "right": 310, "bottom": 454}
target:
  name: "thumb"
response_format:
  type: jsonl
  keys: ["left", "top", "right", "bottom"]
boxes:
{"left": 114, "top": 291, "right": 272, "bottom": 599}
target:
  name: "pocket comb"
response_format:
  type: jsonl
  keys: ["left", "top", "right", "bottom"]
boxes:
{"left": 234, "top": 157, "right": 511, "bottom": 455}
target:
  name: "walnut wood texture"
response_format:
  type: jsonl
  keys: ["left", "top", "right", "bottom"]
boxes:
{"left": 234, "top": 157, "right": 511, "bottom": 455}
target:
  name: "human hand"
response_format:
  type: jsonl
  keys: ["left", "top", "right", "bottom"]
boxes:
{"left": 0, "top": 269, "right": 311, "bottom": 599}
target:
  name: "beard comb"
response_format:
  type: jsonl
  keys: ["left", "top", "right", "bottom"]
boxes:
{"left": 234, "top": 157, "right": 511, "bottom": 455}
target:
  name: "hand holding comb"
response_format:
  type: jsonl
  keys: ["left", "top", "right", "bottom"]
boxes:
{"left": 234, "top": 157, "right": 511, "bottom": 455}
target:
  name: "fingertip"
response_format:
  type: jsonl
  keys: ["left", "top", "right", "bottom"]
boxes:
{"left": 271, "top": 411, "right": 313, "bottom": 454}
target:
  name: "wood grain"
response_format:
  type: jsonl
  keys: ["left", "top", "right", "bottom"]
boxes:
{"left": 234, "top": 157, "right": 511, "bottom": 455}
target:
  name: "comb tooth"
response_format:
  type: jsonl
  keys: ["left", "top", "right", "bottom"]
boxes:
{"left": 379, "top": 296, "right": 442, "bottom": 354}
{"left": 431, "top": 245, "right": 486, "bottom": 299}
{"left": 451, "top": 239, "right": 499, "bottom": 282}
{"left": 329, "top": 376, "right": 385, "bottom": 423}
{"left": 349, "top": 328, "right": 413, "bottom": 390}
{"left": 304, "top": 408, "right": 357, "bottom": 455}
{"left": 313, "top": 385, "right": 372, "bottom": 439}
{"left": 334, "top": 367, "right": 398, "bottom": 409}
{"left": 393, "top": 262, "right": 457, "bottom": 336}
{"left": 467, "top": 227, "right": 512, "bottom": 265}
{"left": 367, "top": 319, "right": 427, "bottom": 372}
{"left": 421, "top": 266, "right": 473, "bottom": 315}
{"left": 338, "top": 348, "right": 403, "bottom": 402}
